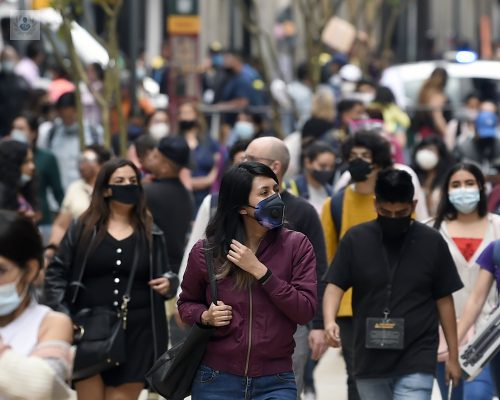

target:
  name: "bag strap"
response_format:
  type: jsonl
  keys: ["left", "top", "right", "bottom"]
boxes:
{"left": 120, "top": 238, "right": 141, "bottom": 329}
{"left": 203, "top": 239, "right": 218, "bottom": 305}
{"left": 493, "top": 239, "right": 500, "bottom": 271}
{"left": 330, "top": 189, "right": 345, "bottom": 239}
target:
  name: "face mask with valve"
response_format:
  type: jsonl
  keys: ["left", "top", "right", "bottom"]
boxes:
{"left": 246, "top": 194, "right": 285, "bottom": 229}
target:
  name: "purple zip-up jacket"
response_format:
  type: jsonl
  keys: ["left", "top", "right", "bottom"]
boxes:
{"left": 178, "top": 227, "right": 318, "bottom": 377}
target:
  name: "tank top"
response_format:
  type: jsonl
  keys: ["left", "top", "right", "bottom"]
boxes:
{"left": 0, "top": 299, "right": 51, "bottom": 356}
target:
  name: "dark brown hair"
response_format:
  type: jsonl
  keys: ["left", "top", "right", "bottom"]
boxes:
{"left": 78, "top": 158, "right": 153, "bottom": 253}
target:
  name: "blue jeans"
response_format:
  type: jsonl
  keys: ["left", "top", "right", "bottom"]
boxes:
{"left": 436, "top": 362, "right": 494, "bottom": 400}
{"left": 356, "top": 373, "right": 434, "bottom": 400}
{"left": 191, "top": 364, "right": 297, "bottom": 400}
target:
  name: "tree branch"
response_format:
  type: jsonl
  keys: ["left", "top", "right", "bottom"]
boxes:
{"left": 81, "top": 2, "right": 108, "bottom": 49}
{"left": 237, "top": 0, "right": 260, "bottom": 35}
{"left": 94, "top": 0, "right": 114, "bottom": 17}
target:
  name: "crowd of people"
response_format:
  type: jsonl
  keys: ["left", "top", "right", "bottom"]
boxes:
{"left": 3, "top": 39, "right": 500, "bottom": 400}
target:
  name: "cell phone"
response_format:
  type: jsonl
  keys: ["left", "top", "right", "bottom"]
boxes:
{"left": 448, "top": 379, "right": 453, "bottom": 400}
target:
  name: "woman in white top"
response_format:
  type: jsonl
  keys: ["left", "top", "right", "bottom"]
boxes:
{"left": 0, "top": 210, "right": 73, "bottom": 400}
{"left": 430, "top": 162, "right": 498, "bottom": 400}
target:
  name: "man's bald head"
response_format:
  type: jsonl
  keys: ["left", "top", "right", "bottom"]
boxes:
{"left": 246, "top": 137, "right": 290, "bottom": 180}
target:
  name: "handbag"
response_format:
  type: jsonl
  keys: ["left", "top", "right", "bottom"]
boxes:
{"left": 146, "top": 239, "right": 217, "bottom": 400}
{"left": 72, "top": 239, "right": 140, "bottom": 380}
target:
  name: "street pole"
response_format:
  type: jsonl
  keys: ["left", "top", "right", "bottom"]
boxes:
{"left": 129, "top": 0, "right": 139, "bottom": 112}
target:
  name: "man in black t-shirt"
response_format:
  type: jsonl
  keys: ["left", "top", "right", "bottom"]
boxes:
{"left": 323, "top": 169, "right": 463, "bottom": 400}
{"left": 145, "top": 136, "right": 193, "bottom": 275}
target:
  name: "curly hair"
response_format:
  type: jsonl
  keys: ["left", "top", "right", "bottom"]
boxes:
{"left": 0, "top": 141, "right": 33, "bottom": 211}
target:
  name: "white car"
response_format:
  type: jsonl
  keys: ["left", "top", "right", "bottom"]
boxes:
{"left": 381, "top": 59, "right": 500, "bottom": 111}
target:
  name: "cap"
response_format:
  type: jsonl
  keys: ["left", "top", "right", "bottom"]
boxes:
{"left": 158, "top": 136, "right": 190, "bottom": 167}
{"left": 476, "top": 111, "right": 498, "bottom": 139}
{"left": 339, "top": 64, "right": 362, "bottom": 82}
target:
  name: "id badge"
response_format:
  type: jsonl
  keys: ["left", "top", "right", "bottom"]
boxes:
{"left": 365, "top": 318, "right": 405, "bottom": 350}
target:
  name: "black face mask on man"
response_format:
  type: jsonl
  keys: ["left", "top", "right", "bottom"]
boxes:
{"left": 348, "top": 158, "right": 373, "bottom": 182}
{"left": 108, "top": 184, "right": 141, "bottom": 205}
{"left": 377, "top": 214, "right": 412, "bottom": 237}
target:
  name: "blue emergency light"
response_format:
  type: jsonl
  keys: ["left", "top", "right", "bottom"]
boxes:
{"left": 456, "top": 51, "right": 477, "bottom": 64}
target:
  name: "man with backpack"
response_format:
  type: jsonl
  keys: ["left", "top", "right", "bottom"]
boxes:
{"left": 38, "top": 91, "right": 104, "bottom": 190}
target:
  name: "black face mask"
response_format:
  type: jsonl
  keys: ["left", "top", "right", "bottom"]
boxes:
{"left": 311, "top": 169, "right": 335, "bottom": 186}
{"left": 377, "top": 214, "right": 412, "bottom": 237}
{"left": 223, "top": 67, "right": 235, "bottom": 76}
{"left": 179, "top": 120, "right": 198, "bottom": 132}
{"left": 108, "top": 184, "right": 141, "bottom": 205}
{"left": 348, "top": 158, "right": 373, "bottom": 183}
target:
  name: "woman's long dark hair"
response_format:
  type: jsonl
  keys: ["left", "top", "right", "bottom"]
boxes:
{"left": 0, "top": 140, "right": 37, "bottom": 212}
{"left": 78, "top": 158, "right": 153, "bottom": 253}
{"left": 433, "top": 162, "right": 488, "bottom": 229}
{"left": 411, "top": 135, "right": 456, "bottom": 191}
{"left": 205, "top": 161, "right": 279, "bottom": 290}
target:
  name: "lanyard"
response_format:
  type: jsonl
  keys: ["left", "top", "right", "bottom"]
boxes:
{"left": 380, "top": 226, "right": 413, "bottom": 320}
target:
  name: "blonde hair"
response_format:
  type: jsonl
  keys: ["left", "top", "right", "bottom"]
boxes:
{"left": 178, "top": 101, "right": 208, "bottom": 135}
{"left": 311, "top": 90, "right": 336, "bottom": 121}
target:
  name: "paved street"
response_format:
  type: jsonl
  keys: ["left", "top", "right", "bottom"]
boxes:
{"left": 314, "top": 349, "right": 443, "bottom": 400}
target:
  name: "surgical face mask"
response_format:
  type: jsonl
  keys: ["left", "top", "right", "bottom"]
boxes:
{"left": 415, "top": 149, "right": 439, "bottom": 171}
{"left": 348, "top": 158, "right": 373, "bottom": 183}
{"left": 1, "top": 60, "right": 15, "bottom": 74}
{"left": 311, "top": 169, "right": 335, "bottom": 186}
{"left": 64, "top": 122, "right": 79, "bottom": 133}
{"left": 357, "top": 92, "right": 375, "bottom": 105}
{"left": 212, "top": 54, "right": 224, "bottom": 67}
{"left": 149, "top": 123, "right": 170, "bottom": 140}
{"left": 10, "top": 130, "right": 29, "bottom": 143}
{"left": 464, "top": 108, "right": 479, "bottom": 122}
{"left": 247, "top": 193, "right": 285, "bottom": 229}
{"left": 341, "top": 81, "right": 356, "bottom": 94}
{"left": 20, "top": 173, "right": 32, "bottom": 185}
{"left": 377, "top": 214, "right": 412, "bottom": 238}
{"left": 449, "top": 188, "right": 480, "bottom": 214}
{"left": 234, "top": 121, "right": 255, "bottom": 139}
{"left": 0, "top": 271, "right": 29, "bottom": 317}
{"left": 136, "top": 67, "right": 147, "bottom": 80}
{"left": 108, "top": 184, "right": 141, "bottom": 205}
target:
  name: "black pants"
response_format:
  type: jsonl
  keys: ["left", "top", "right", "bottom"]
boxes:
{"left": 337, "top": 317, "right": 361, "bottom": 400}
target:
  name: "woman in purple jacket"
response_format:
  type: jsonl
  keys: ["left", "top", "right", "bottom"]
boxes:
{"left": 178, "top": 161, "right": 318, "bottom": 399}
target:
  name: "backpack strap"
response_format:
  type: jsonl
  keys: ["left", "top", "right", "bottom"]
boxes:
{"left": 89, "top": 125, "right": 99, "bottom": 144}
{"left": 493, "top": 239, "right": 500, "bottom": 271}
{"left": 294, "top": 175, "right": 310, "bottom": 199}
{"left": 330, "top": 189, "right": 345, "bottom": 239}
{"left": 284, "top": 179, "right": 299, "bottom": 197}
{"left": 47, "top": 125, "right": 57, "bottom": 149}
{"left": 209, "top": 193, "right": 219, "bottom": 219}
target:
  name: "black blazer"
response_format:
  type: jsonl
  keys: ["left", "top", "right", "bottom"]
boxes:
{"left": 44, "top": 219, "right": 179, "bottom": 359}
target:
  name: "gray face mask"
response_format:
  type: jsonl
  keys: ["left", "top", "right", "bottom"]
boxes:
{"left": 64, "top": 122, "right": 79, "bottom": 134}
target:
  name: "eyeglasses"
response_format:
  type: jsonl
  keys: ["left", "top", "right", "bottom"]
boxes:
{"left": 243, "top": 154, "right": 275, "bottom": 164}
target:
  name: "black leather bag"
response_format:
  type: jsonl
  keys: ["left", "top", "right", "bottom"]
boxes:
{"left": 146, "top": 240, "right": 217, "bottom": 400}
{"left": 72, "top": 240, "right": 140, "bottom": 380}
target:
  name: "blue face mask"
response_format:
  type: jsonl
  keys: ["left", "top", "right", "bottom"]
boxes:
{"left": 212, "top": 54, "right": 224, "bottom": 67}
{"left": 234, "top": 121, "right": 255, "bottom": 139}
{"left": 449, "top": 188, "right": 480, "bottom": 214}
{"left": 247, "top": 193, "right": 285, "bottom": 229}
{"left": 0, "top": 271, "right": 29, "bottom": 317}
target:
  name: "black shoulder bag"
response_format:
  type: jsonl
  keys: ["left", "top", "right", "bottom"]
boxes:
{"left": 72, "top": 239, "right": 140, "bottom": 380}
{"left": 146, "top": 240, "right": 218, "bottom": 399}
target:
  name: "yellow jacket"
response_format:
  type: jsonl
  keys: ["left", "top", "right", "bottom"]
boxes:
{"left": 321, "top": 186, "right": 378, "bottom": 317}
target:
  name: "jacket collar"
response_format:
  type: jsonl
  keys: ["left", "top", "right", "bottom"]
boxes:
{"left": 152, "top": 223, "right": 163, "bottom": 236}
